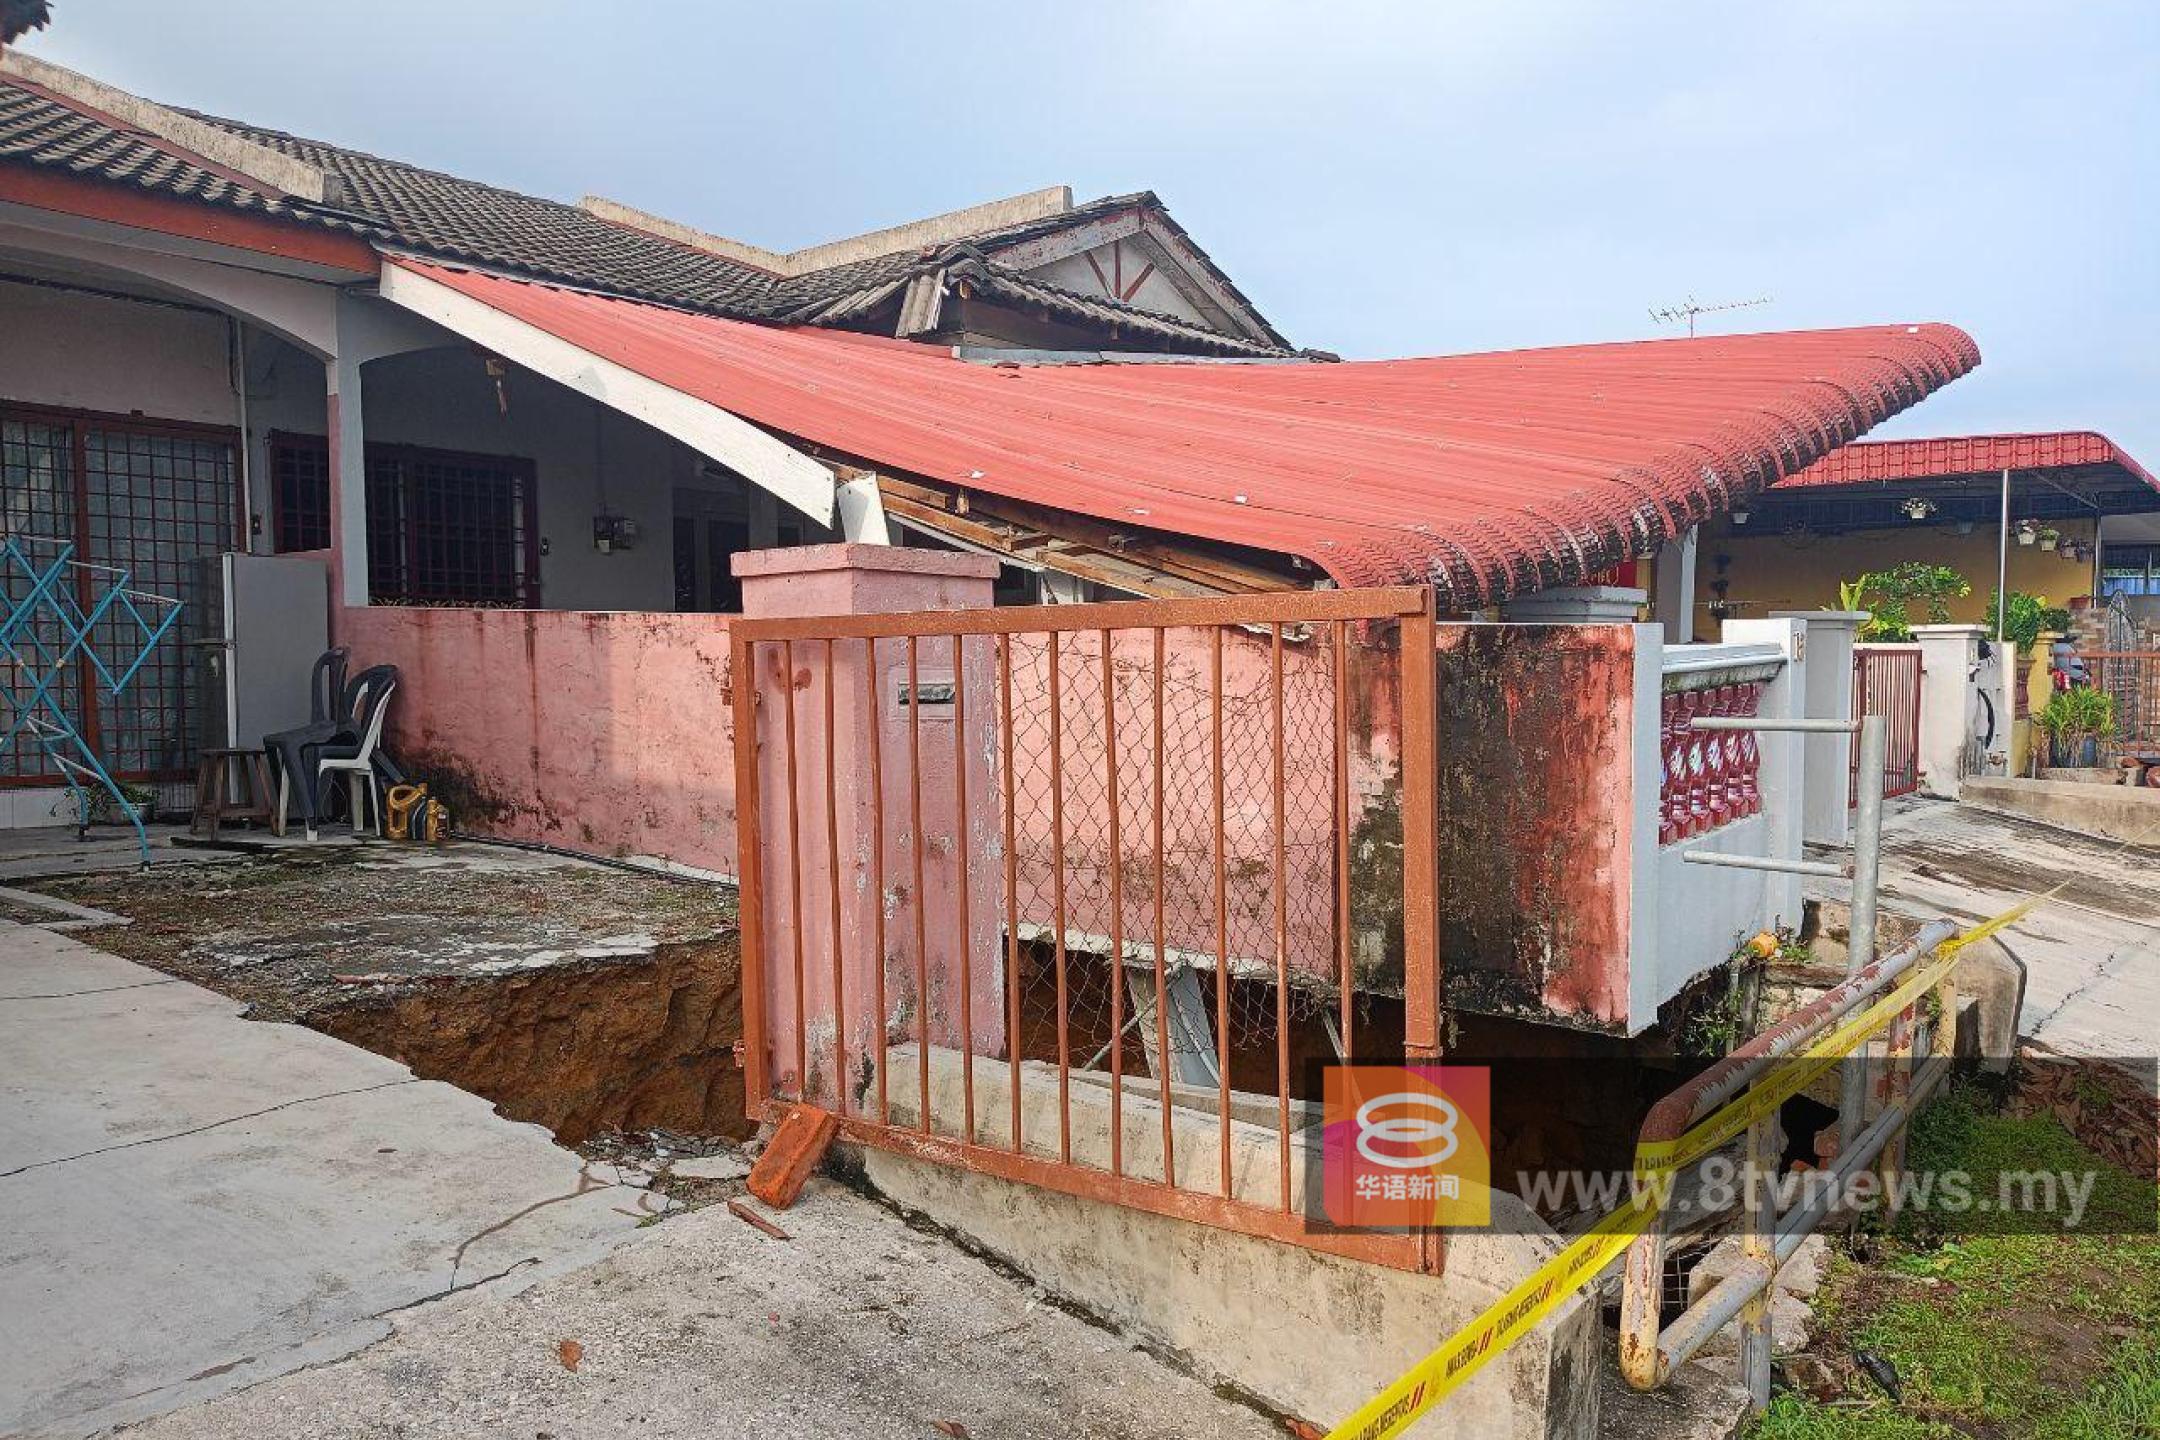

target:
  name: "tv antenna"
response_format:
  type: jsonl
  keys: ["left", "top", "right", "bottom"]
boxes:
{"left": 1649, "top": 294, "right": 1772, "bottom": 338}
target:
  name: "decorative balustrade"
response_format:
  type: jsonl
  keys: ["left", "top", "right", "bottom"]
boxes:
{"left": 1658, "top": 677, "right": 1769, "bottom": 846}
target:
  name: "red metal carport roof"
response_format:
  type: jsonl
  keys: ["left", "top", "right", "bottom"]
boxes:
{"left": 392, "top": 258, "right": 1979, "bottom": 606}
{"left": 1774, "top": 431, "right": 2157, "bottom": 493}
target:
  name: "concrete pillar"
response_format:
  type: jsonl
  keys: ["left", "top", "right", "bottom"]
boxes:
{"left": 1910, "top": 624, "right": 1985, "bottom": 799}
{"left": 734, "top": 544, "right": 1006, "bottom": 1112}
{"left": 1653, "top": 528, "right": 1699, "bottom": 644}
{"left": 325, "top": 345, "right": 369, "bottom": 609}
{"left": 1771, "top": 611, "right": 1866, "bottom": 846}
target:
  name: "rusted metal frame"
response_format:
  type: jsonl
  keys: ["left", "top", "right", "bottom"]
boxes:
{"left": 728, "top": 631, "right": 769, "bottom": 1117}
{"left": 1102, "top": 628, "right": 1126, "bottom": 1179}
{"left": 781, "top": 638, "right": 809, "bottom": 1100}
{"left": 999, "top": 633, "right": 1023, "bottom": 1153}
{"left": 1271, "top": 622, "right": 1292, "bottom": 1213}
{"left": 899, "top": 637, "right": 930, "bottom": 1136}
{"left": 1150, "top": 626, "right": 1176, "bottom": 1186}
{"left": 1211, "top": 625, "right": 1233, "bottom": 1200}
{"left": 1049, "top": 633, "right": 1072, "bottom": 1164}
{"left": 823, "top": 638, "right": 847, "bottom": 1117}
{"left": 1398, "top": 594, "right": 1442, "bottom": 1061}
{"left": 1619, "top": 919, "right": 1959, "bottom": 1393}
{"left": 952, "top": 635, "right": 978, "bottom": 1147}
{"left": 798, "top": 1105, "right": 1431, "bottom": 1273}
{"left": 1333, "top": 621, "right": 1353, "bottom": 1060}
{"left": 1636, "top": 1048, "right": 1959, "bottom": 1394}
{"left": 866, "top": 637, "right": 890, "bottom": 1125}
{"left": 729, "top": 586, "right": 1431, "bottom": 643}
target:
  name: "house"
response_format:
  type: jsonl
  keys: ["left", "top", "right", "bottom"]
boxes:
{"left": 1692, "top": 431, "right": 2160, "bottom": 635}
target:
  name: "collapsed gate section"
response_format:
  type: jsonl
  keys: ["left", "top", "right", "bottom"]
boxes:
{"left": 730, "top": 588, "right": 1441, "bottom": 1270}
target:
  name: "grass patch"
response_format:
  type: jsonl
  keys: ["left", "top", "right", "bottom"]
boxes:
{"left": 1745, "top": 1077, "right": 2160, "bottom": 1439}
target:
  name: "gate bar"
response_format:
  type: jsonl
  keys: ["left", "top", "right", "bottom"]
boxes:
{"left": 1680, "top": 852, "right": 1850, "bottom": 879}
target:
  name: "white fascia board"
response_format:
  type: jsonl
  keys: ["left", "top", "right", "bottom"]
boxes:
{"left": 376, "top": 262, "right": 836, "bottom": 528}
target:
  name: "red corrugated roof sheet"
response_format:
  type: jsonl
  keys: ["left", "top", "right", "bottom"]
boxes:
{"left": 395, "top": 259, "right": 1979, "bottom": 605}
{"left": 1775, "top": 431, "right": 2157, "bottom": 493}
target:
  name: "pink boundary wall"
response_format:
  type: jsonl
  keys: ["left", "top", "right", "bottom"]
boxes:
{"left": 336, "top": 587, "right": 1646, "bottom": 1034}
{"left": 337, "top": 605, "right": 743, "bottom": 872}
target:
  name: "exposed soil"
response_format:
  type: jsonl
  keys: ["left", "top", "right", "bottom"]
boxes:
{"left": 316, "top": 935, "right": 746, "bottom": 1144}
{"left": 24, "top": 842, "right": 748, "bottom": 1145}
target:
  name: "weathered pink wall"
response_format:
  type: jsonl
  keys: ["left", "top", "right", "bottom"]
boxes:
{"left": 341, "top": 591, "right": 1646, "bottom": 1036}
{"left": 337, "top": 604, "right": 740, "bottom": 871}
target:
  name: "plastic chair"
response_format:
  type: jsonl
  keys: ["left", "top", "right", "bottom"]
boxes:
{"left": 265, "top": 647, "right": 350, "bottom": 835}
{"left": 312, "top": 674, "right": 397, "bottom": 840}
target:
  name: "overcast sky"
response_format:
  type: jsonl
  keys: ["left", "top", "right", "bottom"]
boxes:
{"left": 22, "top": 2, "right": 2158, "bottom": 459}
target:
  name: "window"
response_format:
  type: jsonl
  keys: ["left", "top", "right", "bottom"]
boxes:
{"left": 2102, "top": 545, "right": 2160, "bottom": 598}
{"left": 271, "top": 434, "right": 538, "bottom": 606}
{"left": 3, "top": 405, "right": 239, "bottom": 782}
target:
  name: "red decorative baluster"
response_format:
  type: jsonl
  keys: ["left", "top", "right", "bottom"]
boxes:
{"left": 1659, "top": 693, "right": 1683, "bottom": 844}
{"left": 1708, "top": 685, "right": 1735, "bottom": 829}
{"left": 1684, "top": 691, "right": 1711, "bottom": 837}
{"left": 1738, "top": 681, "right": 1763, "bottom": 816}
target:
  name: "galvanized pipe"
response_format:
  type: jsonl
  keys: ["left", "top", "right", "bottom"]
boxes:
{"left": 1652, "top": 1052, "right": 1953, "bottom": 1382}
{"left": 1691, "top": 716, "right": 1859, "bottom": 734}
{"left": 1681, "top": 851, "right": 1851, "bottom": 878}
{"left": 1841, "top": 713, "right": 1888, "bottom": 1153}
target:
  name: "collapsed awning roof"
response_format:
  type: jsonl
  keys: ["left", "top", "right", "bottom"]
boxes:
{"left": 381, "top": 256, "right": 1978, "bottom": 607}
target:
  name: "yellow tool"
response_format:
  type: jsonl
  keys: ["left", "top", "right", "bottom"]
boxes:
{"left": 384, "top": 783, "right": 430, "bottom": 842}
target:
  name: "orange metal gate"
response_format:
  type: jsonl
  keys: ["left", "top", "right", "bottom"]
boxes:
{"left": 1851, "top": 646, "right": 1921, "bottom": 801}
{"left": 729, "top": 588, "right": 1441, "bottom": 1270}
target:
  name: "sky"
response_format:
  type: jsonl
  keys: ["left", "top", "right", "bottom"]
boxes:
{"left": 21, "top": 1, "right": 2159, "bottom": 460}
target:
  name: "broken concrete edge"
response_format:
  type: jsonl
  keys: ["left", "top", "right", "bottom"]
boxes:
{"left": 1959, "top": 777, "right": 2160, "bottom": 850}
{"left": 815, "top": 1145, "right": 1314, "bottom": 1436}
{"left": 0, "top": 884, "right": 130, "bottom": 931}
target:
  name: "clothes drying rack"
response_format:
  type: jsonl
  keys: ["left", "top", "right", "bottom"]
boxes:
{"left": 0, "top": 534, "right": 183, "bottom": 866}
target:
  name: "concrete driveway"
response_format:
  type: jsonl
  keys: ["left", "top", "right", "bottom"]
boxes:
{"left": 1812, "top": 798, "right": 2160, "bottom": 1065}
{"left": 0, "top": 920, "right": 659, "bottom": 1438}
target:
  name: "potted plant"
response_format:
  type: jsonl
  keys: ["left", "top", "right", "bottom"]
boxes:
{"left": 2039, "top": 686, "right": 2114, "bottom": 772}
{"left": 2036, "top": 525, "right": 2061, "bottom": 550}
{"left": 2015, "top": 519, "right": 2039, "bottom": 546}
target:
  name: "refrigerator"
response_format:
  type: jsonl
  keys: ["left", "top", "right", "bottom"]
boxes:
{"left": 192, "top": 553, "right": 330, "bottom": 752}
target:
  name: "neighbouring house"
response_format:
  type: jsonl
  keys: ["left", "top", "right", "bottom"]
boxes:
{"left": 0, "top": 49, "right": 1984, "bottom": 1038}
{"left": 1693, "top": 431, "right": 2160, "bottom": 635}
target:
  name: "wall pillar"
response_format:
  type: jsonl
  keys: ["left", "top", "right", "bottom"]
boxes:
{"left": 1771, "top": 610, "right": 1866, "bottom": 846}
{"left": 735, "top": 544, "right": 1005, "bottom": 1111}
{"left": 325, "top": 345, "right": 369, "bottom": 609}
{"left": 1911, "top": 624, "right": 1986, "bottom": 799}
{"left": 1653, "top": 528, "right": 1699, "bottom": 644}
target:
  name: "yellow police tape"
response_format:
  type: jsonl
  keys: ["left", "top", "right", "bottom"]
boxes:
{"left": 1324, "top": 904, "right": 2030, "bottom": 1440}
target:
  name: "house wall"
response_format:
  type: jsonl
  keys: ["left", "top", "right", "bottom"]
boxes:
{"left": 352, "top": 349, "right": 812, "bottom": 612}
{"left": 1032, "top": 240, "right": 1213, "bottom": 327}
{"left": 0, "top": 277, "right": 237, "bottom": 424}
{"left": 1697, "top": 515, "right": 2099, "bottom": 637}
{"left": 338, "top": 603, "right": 741, "bottom": 870}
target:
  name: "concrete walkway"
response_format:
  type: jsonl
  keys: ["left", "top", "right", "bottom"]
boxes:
{"left": 0, "top": 921, "right": 659, "bottom": 1438}
{"left": 1810, "top": 798, "right": 2160, "bottom": 1064}
{"left": 124, "top": 1177, "right": 1276, "bottom": 1440}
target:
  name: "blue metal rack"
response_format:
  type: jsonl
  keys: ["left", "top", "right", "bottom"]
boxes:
{"left": 0, "top": 535, "right": 184, "bottom": 866}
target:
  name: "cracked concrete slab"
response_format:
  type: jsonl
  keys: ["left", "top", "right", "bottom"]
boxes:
{"left": 0, "top": 921, "right": 658, "bottom": 1439}
{"left": 126, "top": 1177, "right": 1278, "bottom": 1440}
{"left": 1806, "top": 799, "right": 2160, "bottom": 1066}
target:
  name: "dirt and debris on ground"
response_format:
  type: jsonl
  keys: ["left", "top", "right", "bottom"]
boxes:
{"left": 20, "top": 838, "right": 748, "bottom": 1144}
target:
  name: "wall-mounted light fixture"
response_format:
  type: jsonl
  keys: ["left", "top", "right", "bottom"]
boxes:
{"left": 1731, "top": 508, "right": 1751, "bottom": 526}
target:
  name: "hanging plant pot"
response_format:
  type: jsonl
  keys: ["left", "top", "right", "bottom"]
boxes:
{"left": 2016, "top": 530, "right": 2037, "bottom": 546}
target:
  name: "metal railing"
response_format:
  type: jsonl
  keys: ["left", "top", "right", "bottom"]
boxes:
{"left": 1851, "top": 645, "right": 1922, "bottom": 800}
{"left": 1630, "top": 711, "right": 1960, "bottom": 1409}
{"left": 2084, "top": 651, "right": 2160, "bottom": 764}
{"left": 728, "top": 587, "right": 1442, "bottom": 1271}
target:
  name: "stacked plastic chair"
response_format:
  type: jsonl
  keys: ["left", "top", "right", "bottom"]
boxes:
{"left": 0, "top": 535, "right": 183, "bottom": 865}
